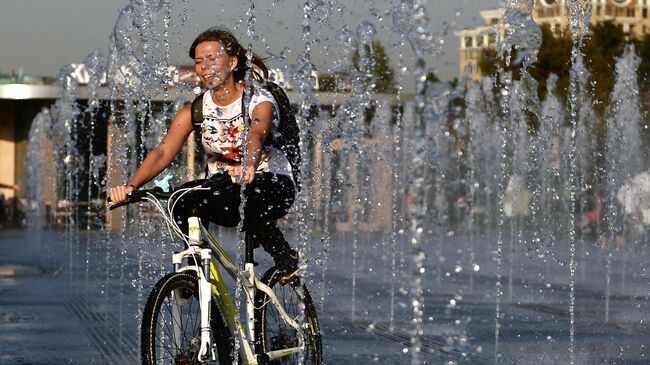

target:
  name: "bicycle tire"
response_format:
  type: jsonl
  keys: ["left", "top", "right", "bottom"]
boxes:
{"left": 254, "top": 268, "right": 323, "bottom": 364}
{"left": 141, "top": 271, "right": 234, "bottom": 364}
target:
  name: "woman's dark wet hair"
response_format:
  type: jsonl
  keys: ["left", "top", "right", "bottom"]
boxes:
{"left": 189, "top": 27, "right": 268, "bottom": 82}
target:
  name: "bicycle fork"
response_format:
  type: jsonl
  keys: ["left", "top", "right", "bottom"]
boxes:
{"left": 171, "top": 246, "right": 216, "bottom": 362}
{"left": 170, "top": 217, "right": 218, "bottom": 362}
{"left": 199, "top": 248, "right": 216, "bottom": 362}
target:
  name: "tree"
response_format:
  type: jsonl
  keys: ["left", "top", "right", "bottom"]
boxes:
{"left": 352, "top": 40, "right": 398, "bottom": 93}
{"left": 635, "top": 32, "right": 650, "bottom": 91}
{"left": 316, "top": 40, "right": 398, "bottom": 93}
{"left": 476, "top": 21, "right": 641, "bottom": 114}
{"left": 317, "top": 73, "right": 337, "bottom": 92}
{"left": 528, "top": 23, "right": 572, "bottom": 100}
{"left": 478, "top": 23, "right": 572, "bottom": 100}
{"left": 581, "top": 21, "right": 627, "bottom": 109}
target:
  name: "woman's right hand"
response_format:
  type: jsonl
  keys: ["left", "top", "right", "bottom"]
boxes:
{"left": 107, "top": 184, "right": 135, "bottom": 204}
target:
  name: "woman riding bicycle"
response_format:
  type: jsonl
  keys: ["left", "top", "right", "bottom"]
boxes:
{"left": 107, "top": 27, "right": 298, "bottom": 278}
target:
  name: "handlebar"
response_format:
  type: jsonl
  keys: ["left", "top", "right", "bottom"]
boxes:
{"left": 104, "top": 187, "right": 171, "bottom": 211}
{"left": 103, "top": 175, "right": 235, "bottom": 211}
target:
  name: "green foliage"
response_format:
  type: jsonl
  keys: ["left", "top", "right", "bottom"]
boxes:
{"left": 317, "top": 73, "right": 337, "bottom": 92}
{"left": 476, "top": 21, "right": 650, "bottom": 115}
{"left": 581, "top": 21, "right": 627, "bottom": 109}
{"left": 478, "top": 48, "right": 521, "bottom": 81}
{"left": 317, "top": 40, "right": 399, "bottom": 94}
{"left": 528, "top": 23, "right": 572, "bottom": 100}
{"left": 478, "top": 24, "right": 572, "bottom": 99}
{"left": 635, "top": 32, "right": 650, "bottom": 91}
{"left": 352, "top": 40, "right": 398, "bottom": 93}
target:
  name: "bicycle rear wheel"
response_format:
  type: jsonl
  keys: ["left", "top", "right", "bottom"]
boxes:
{"left": 141, "top": 271, "right": 233, "bottom": 364}
{"left": 254, "top": 268, "right": 322, "bottom": 364}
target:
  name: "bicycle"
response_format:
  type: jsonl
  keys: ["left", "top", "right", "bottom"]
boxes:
{"left": 108, "top": 178, "right": 322, "bottom": 364}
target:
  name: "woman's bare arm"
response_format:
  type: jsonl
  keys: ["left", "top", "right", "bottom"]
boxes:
{"left": 108, "top": 104, "right": 194, "bottom": 203}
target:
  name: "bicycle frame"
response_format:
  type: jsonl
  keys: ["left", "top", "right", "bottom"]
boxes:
{"left": 132, "top": 186, "right": 304, "bottom": 364}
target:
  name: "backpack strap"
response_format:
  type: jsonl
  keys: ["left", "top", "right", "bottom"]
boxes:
{"left": 191, "top": 92, "right": 205, "bottom": 134}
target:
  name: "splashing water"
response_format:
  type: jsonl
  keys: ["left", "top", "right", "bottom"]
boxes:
{"left": 565, "top": 1, "right": 592, "bottom": 363}
{"left": 21, "top": 1, "right": 650, "bottom": 363}
{"left": 498, "top": 0, "right": 542, "bottom": 68}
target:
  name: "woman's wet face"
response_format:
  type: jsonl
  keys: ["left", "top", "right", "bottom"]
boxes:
{"left": 194, "top": 41, "right": 236, "bottom": 88}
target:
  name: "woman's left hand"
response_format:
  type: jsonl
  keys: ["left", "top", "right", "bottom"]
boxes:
{"left": 227, "top": 165, "right": 256, "bottom": 184}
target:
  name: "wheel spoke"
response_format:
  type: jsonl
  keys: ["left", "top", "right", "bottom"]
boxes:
{"left": 156, "top": 311, "right": 180, "bottom": 354}
{"left": 256, "top": 273, "right": 320, "bottom": 364}
{"left": 181, "top": 293, "right": 197, "bottom": 351}
{"left": 156, "top": 306, "right": 190, "bottom": 361}
{"left": 168, "top": 290, "right": 195, "bottom": 352}
{"left": 161, "top": 300, "right": 180, "bottom": 347}
{"left": 191, "top": 298, "right": 201, "bottom": 341}
{"left": 153, "top": 343, "right": 178, "bottom": 362}
{"left": 143, "top": 274, "right": 215, "bottom": 365}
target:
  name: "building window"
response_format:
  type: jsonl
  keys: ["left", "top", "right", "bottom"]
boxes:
{"left": 644, "top": 8, "right": 648, "bottom": 18}
{"left": 596, "top": 5, "right": 601, "bottom": 16}
{"left": 612, "top": 0, "right": 632, "bottom": 6}
{"left": 465, "top": 36, "right": 473, "bottom": 48}
{"left": 488, "top": 33, "right": 497, "bottom": 45}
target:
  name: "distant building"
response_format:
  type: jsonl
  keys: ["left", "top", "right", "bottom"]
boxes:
{"left": 0, "top": 67, "right": 54, "bottom": 85}
{"left": 455, "top": 0, "right": 650, "bottom": 79}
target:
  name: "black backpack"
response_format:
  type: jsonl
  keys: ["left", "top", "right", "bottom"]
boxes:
{"left": 191, "top": 81, "right": 301, "bottom": 190}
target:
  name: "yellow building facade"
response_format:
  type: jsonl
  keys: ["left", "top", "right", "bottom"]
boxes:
{"left": 456, "top": 0, "right": 650, "bottom": 79}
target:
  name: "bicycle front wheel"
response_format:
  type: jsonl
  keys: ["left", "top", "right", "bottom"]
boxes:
{"left": 141, "top": 271, "right": 233, "bottom": 364}
{"left": 254, "top": 268, "right": 323, "bottom": 364}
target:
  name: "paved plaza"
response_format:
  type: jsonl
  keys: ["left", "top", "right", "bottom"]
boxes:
{"left": 1, "top": 227, "right": 649, "bottom": 364}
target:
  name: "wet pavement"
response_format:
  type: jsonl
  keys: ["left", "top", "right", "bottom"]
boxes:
{"left": 0, "top": 230, "right": 100, "bottom": 364}
{"left": 1, "top": 227, "right": 650, "bottom": 364}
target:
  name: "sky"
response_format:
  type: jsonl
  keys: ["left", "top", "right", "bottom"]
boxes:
{"left": 0, "top": 0, "right": 498, "bottom": 83}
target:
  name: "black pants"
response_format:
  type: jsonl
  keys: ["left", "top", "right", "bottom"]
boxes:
{"left": 173, "top": 172, "right": 295, "bottom": 264}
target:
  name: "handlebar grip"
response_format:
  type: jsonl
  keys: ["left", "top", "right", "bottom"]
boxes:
{"left": 105, "top": 187, "right": 168, "bottom": 210}
{"left": 108, "top": 200, "right": 130, "bottom": 211}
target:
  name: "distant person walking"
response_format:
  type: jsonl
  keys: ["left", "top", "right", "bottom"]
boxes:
{"left": 0, "top": 182, "right": 20, "bottom": 228}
